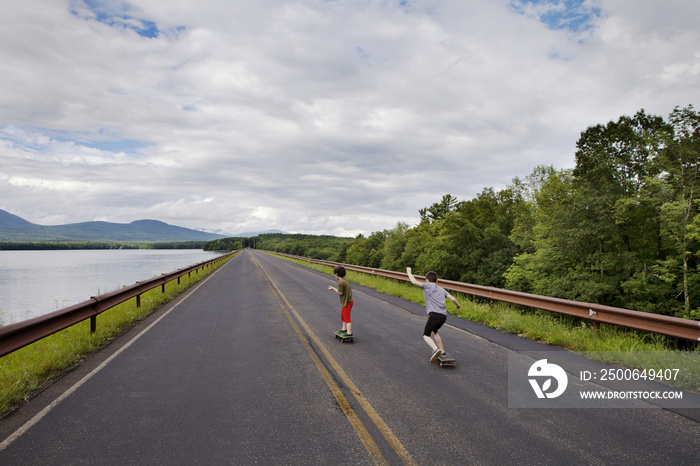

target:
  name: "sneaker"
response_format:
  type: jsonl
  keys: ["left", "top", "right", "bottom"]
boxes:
{"left": 336, "top": 329, "right": 347, "bottom": 334}
{"left": 430, "top": 348, "right": 442, "bottom": 363}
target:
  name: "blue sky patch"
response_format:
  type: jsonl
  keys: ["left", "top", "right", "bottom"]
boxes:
{"left": 355, "top": 46, "right": 371, "bottom": 61}
{"left": 70, "top": 0, "right": 170, "bottom": 38}
{"left": 510, "top": 0, "right": 600, "bottom": 33}
{"left": 2, "top": 126, "right": 152, "bottom": 156}
{"left": 57, "top": 128, "right": 153, "bottom": 154}
{"left": 68, "top": 137, "right": 153, "bottom": 154}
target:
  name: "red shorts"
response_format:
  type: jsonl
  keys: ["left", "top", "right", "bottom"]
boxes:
{"left": 341, "top": 300, "right": 354, "bottom": 323}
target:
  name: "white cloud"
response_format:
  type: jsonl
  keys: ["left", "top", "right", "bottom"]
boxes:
{"left": 1, "top": 0, "right": 699, "bottom": 236}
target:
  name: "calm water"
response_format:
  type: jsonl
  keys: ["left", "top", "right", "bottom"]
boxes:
{"left": 0, "top": 249, "right": 224, "bottom": 325}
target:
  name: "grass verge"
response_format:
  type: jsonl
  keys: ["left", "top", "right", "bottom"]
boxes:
{"left": 0, "top": 253, "right": 236, "bottom": 417}
{"left": 275, "top": 254, "right": 700, "bottom": 393}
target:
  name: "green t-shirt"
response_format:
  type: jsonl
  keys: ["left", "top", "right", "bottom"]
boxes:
{"left": 338, "top": 278, "right": 353, "bottom": 307}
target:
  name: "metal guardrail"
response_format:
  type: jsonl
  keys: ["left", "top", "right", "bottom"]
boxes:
{"left": 0, "top": 251, "right": 237, "bottom": 358}
{"left": 275, "top": 253, "right": 700, "bottom": 342}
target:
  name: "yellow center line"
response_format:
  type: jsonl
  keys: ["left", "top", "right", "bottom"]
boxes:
{"left": 252, "top": 255, "right": 417, "bottom": 466}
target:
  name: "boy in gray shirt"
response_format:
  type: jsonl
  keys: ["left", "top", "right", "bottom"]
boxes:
{"left": 407, "top": 267, "right": 461, "bottom": 363}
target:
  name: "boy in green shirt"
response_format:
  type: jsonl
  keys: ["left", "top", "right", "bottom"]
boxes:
{"left": 328, "top": 265, "right": 354, "bottom": 336}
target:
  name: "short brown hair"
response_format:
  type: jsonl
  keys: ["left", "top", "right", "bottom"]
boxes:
{"left": 426, "top": 271, "right": 438, "bottom": 282}
{"left": 333, "top": 265, "right": 347, "bottom": 278}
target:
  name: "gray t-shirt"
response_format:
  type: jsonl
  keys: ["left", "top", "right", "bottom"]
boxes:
{"left": 421, "top": 282, "right": 448, "bottom": 315}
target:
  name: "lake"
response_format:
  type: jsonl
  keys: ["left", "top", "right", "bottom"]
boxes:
{"left": 0, "top": 249, "right": 225, "bottom": 325}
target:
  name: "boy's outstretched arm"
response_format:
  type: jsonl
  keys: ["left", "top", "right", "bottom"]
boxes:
{"left": 446, "top": 291, "right": 461, "bottom": 309}
{"left": 406, "top": 267, "right": 423, "bottom": 287}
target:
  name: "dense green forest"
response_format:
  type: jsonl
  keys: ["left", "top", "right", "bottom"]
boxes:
{"left": 207, "top": 105, "right": 700, "bottom": 320}
{"left": 204, "top": 234, "right": 353, "bottom": 259}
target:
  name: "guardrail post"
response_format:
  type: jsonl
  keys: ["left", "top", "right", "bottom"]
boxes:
{"left": 136, "top": 294, "right": 141, "bottom": 308}
{"left": 90, "top": 315, "right": 96, "bottom": 333}
{"left": 161, "top": 284, "right": 166, "bottom": 293}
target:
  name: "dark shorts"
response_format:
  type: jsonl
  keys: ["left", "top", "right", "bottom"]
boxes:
{"left": 423, "top": 312, "right": 447, "bottom": 336}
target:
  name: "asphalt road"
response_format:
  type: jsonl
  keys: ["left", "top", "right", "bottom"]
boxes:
{"left": 1, "top": 249, "right": 699, "bottom": 464}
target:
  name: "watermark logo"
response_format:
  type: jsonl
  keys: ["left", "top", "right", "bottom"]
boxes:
{"left": 509, "top": 352, "right": 698, "bottom": 408}
{"left": 528, "top": 359, "right": 568, "bottom": 399}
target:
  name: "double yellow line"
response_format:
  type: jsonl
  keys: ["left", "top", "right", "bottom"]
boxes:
{"left": 252, "top": 256, "right": 416, "bottom": 466}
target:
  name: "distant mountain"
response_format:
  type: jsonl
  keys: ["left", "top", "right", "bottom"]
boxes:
{"left": 0, "top": 209, "right": 228, "bottom": 243}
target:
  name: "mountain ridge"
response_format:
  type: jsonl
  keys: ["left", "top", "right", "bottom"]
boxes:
{"left": 0, "top": 209, "right": 228, "bottom": 243}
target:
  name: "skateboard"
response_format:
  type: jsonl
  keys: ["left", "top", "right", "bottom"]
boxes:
{"left": 437, "top": 352, "right": 456, "bottom": 367}
{"left": 334, "top": 331, "right": 354, "bottom": 343}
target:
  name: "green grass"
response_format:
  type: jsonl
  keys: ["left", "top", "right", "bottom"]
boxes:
{"left": 276, "top": 254, "right": 700, "bottom": 393}
{"left": 0, "top": 253, "right": 236, "bottom": 417}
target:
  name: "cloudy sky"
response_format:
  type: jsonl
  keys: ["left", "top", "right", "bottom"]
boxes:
{"left": 1, "top": 0, "right": 698, "bottom": 237}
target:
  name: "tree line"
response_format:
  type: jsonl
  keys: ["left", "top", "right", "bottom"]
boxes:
{"left": 204, "top": 234, "right": 353, "bottom": 259}
{"left": 207, "top": 105, "right": 700, "bottom": 320}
